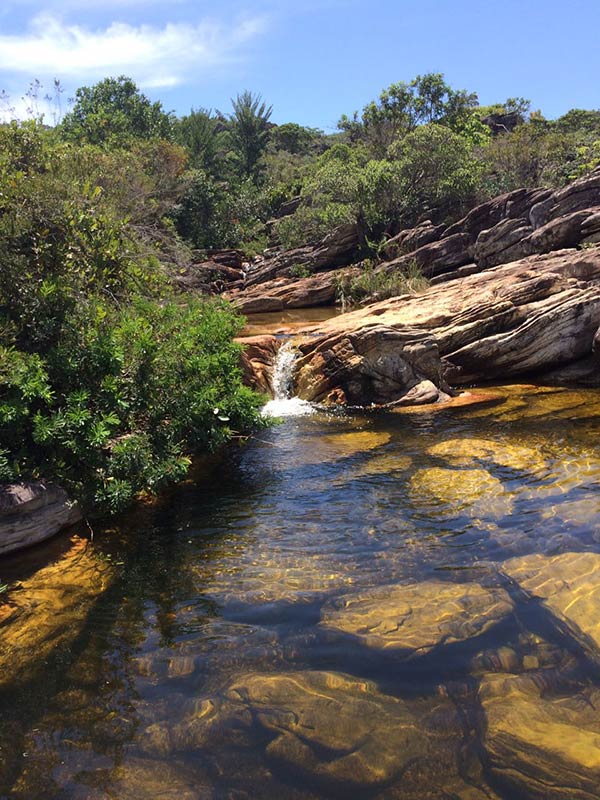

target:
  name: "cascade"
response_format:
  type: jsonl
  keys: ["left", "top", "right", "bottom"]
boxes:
{"left": 261, "top": 340, "right": 314, "bottom": 418}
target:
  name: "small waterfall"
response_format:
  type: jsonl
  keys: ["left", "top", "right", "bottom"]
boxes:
{"left": 261, "top": 341, "right": 314, "bottom": 418}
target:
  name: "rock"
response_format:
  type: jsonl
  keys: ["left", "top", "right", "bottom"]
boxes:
{"left": 427, "top": 437, "right": 547, "bottom": 473}
{"left": 409, "top": 467, "right": 514, "bottom": 520}
{"left": 294, "top": 324, "right": 451, "bottom": 405}
{"left": 227, "top": 268, "right": 350, "bottom": 314}
{"left": 320, "top": 581, "right": 513, "bottom": 657}
{"left": 141, "top": 671, "right": 432, "bottom": 789}
{"left": 105, "top": 758, "right": 212, "bottom": 800}
{"left": 0, "top": 482, "right": 82, "bottom": 556}
{"left": 383, "top": 232, "right": 474, "bottom": 280}
{"left": 528, "top": 208, "right": 600, "bottom": 253}
{"left": 551, "top": 168, "right": 600, "bottom": 218}
{"left": 443, "top": 188, "right": 551, "bottom": 240}
{"left": 293, "top": 247, "right": 600, "bottom": 399}
{"left": 243, "top": 223, "right": 360, "bottom": 287}
{"left": 481, "top": 111, "right": 524, "bottom": 134}
{"left": 236, "top": 335, "right": 279, "bottom": 396}
{"left": 474, "top": 218, "right": 534, "bottom": 269}
{"left": 381, "top": 220, "right": 446, "bottom": 260}
{"left": 194, "top": 248, "right": 244, "bottom": 269}
{"left": 480, "top": 672, "right": 600, "bottom": 799}
{"left": 501, "top": 551, "right": 600, "bottom": 662}
{"left": 175, "top": 260, "right": 244, "bottom": 293}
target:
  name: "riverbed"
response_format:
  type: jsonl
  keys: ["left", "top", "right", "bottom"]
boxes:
{"left": 1, "top": 380, "right": 600, "bottom": 799}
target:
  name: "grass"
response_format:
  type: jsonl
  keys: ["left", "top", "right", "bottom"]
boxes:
{"left": 335, "top": 259, "right": 429, "bottom": 310}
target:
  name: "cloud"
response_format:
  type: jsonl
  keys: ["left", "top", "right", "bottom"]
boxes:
{"left": 0, "top": 13, "right": 268, "bottom": 89}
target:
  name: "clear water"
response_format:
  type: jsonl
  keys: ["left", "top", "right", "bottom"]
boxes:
{"left": 2, "top": 385, "right": 600, "bottom": 799}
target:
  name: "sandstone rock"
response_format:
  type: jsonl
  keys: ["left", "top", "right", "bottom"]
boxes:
{"left": 237, "top": 335, "right": 279, "bottom": 396}
{"left": 294, "top": 324, "right": 451, "bottom": 405}
{"left": 444, "top": 188, "right": 551, "bottom": 240}
{"left": 105, "top": 758, "right": 212, "bottom": 800}
{"left": 551, "top": 168, "right": 600, "bottom": 218}
{"left": 195, "top": 248, "right": 244, "bottom": 269}
{"left": 528, "top": 208, "right": 600, "bottom": 253}
{"left": 381, "top": 220, "right": 445, "bottom": 260}
{"left": 501, "top": 551, "right": 600, "bottom": 662}
{"left": 320, "top": 581, "right": 513, "bottom": 656}
{"left": 0, "top": 482, "right": 82, "bottom": 556}
{"left": 244, "top": 223, "right": 359, "bottom": 287}
{"left": 383, "top": 232, "right": 474, "bottom": 280}
{"left": 427, "top": 437, "right": 547, "bottom": 473}
{"left": 410, "top": 467, "right": 514, "bottom": 520}
{"left": 227, "top": 268, "right": 349, "bottom": 314}
{"left": 480, "top": 672, "right": 600, "bottom": 799}
{"left": 474, "top": 218, "right": 534, "bottom": 269}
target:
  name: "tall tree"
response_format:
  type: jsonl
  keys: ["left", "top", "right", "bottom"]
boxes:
{"left": 175, "top": 108, "right": 227, "bottom": 175}
{"left": 60, "top": 76, "right": 174, "bottom": 146}
{"left": 228, "top": 90, "right": 272, "bottom": 180}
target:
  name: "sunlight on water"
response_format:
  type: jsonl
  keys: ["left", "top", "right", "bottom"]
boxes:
{"left": 2, "top": 384, "right": 600, "bottom": 799}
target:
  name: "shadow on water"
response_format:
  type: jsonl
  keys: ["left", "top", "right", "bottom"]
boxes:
{"left": 2, "top": 385, "right": 600, "bottom": 798}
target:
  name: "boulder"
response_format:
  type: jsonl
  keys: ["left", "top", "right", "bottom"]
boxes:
{"left": 381, "top": 220, "right": 445, "bottom": 260}
{"left": 383, "top": 232, "right": 474, "bottom": 279}
{"left": 320, "top": 580, "right": 513, "bottom": 657}
{"left": 474, "top": 218, "right": 534, "bottom": 268}
{"left": 0, "top": 482, "right": 82, "bottom": 556}
{"left": 227, "top": 268, "right": 351, "bottom": 314}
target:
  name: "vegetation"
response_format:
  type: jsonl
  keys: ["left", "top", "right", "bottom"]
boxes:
{"left": 335, "top": 260, "right": 429, "bottom": 309}
{"left": 1, "top": 72, "right": 599, "bottom": 514}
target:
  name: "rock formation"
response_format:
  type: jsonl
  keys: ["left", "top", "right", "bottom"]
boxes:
{"left": 0, "top": 482, "right": 82, "bottom": 556}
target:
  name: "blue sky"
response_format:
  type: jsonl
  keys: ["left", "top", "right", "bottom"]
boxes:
{"left": 0, "top": 0, "right": 599, "bottom": 129}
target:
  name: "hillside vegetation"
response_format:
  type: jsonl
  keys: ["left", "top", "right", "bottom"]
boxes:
{"left": 1, "top": 74, "right": 599, "bottom": 514}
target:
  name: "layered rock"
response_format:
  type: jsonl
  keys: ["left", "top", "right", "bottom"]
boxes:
{"left": 320, "top": 580, "right": 513, "bottom": 657}
{"left": 294, "top": 324, "right": 452, "bottom": 405}
{"left": 480, "top": 672, "right": 600, "bottom": 799}
{"left": 0, "top": 482, "right": 82, "bottom": 556}
{"left": 291, "top": 247, "right": 600, "bottom": 403}
{"left": 228, "top": 268, "right": 354, "bottom": 314}
{"left": 236, "top": 335, "right": 279, "bottom": 396}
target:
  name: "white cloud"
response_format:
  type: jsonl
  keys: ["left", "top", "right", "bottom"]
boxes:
{"left": 0, "top": 13, "right": 268, "bottom": 88}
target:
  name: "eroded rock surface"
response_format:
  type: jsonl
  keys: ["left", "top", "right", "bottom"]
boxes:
{"left": 480, "top": 672, "right": 600, "bottom": 799}
{"left": 0, "top": 482, "right": 82, "bottom": 556}
{"left": 410, "top": 467, "right": 514, "bottom": 520}
{"left": 320, "top": 581, "right": 513, "bottom": 657}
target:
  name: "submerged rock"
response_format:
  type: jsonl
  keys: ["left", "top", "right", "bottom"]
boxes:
{"left": 427, "top": 437, "right": 547, "bottom": 473}
{"left": 480, "top": 672, "right": 600, "bottom": 799}
{"left": 501, "top": 551, "right": 600, "bottom": 662}
{"left": 410, "top": 467, "right": 514, "bottom": 520}
{"left": 320, "top": 581, "right": 513, "bottom": 657}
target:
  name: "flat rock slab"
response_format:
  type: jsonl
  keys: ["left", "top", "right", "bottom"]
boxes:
{"left": 480, "top": 672, "right": 600, "bottom": 799}
{"left": 320, "top": 581, "right": 513, "bottom": 657}
{"left": 428, "top": 436, "right": 548, "bottom": 473}
{"left": 501, "top": 551, "right": 600, "bottom": 661}
{"left": 140, "top": 670, "right": 444, "bottom": 789}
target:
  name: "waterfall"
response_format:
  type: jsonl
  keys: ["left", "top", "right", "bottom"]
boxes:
{"left": 261, "top": 341, "right": 314, "bottom": 418}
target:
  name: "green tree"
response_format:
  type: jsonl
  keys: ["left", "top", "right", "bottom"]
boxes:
{"left": 228, "top": 90, "right": 273, "bottom": 180}
{"left": 175, "top": 107, "right": 227, "bottom": 175}
{"left": 60, "top": 76, "right": 174, "bottom": 146}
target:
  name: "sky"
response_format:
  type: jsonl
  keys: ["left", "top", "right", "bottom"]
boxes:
{"left": 0, "top": 0, "right": 599, "bottom": 130}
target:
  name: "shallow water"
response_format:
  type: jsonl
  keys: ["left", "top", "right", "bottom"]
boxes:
{"left": 2, "top": 385, "right": 600, "bottom": 799}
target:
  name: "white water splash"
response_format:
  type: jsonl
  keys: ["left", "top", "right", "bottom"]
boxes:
{"left": 261, "top": 341, "right": 314, "bottom": 418}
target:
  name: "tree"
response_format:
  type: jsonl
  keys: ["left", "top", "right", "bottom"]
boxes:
{"left": 175, "top": 108, "right": 227, "bottom": 175}
{"left": 339, "top": 73, "right": 479, "bottom": 156}
{"left": 227, "top": 90, "right": 272, "bottom": 180}
{"left": 60, "top": 76, "right": 174, "bottom": 146}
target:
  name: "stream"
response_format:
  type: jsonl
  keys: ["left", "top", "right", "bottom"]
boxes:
{"left": 1, "top": 312, "right": 600, "bottom": 799}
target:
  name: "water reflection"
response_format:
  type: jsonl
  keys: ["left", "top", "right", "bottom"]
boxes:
{"left": 2, "top": 386, "right": 600, "bottom": 798}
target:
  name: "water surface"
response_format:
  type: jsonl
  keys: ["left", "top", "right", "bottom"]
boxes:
{"left": 2, "top": 385, "right": 600, "bottom": 799}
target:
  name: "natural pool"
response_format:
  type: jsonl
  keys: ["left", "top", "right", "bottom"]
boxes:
{"left": 1, "top": 384, "right": 600, "bottom": 799}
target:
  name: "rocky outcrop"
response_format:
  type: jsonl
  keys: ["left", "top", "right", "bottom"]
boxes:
{"left": 237, "top": 335, "right": 279, "bottom": 396}
{"left": 376, "top": 170, "right": 600, "bottom": 283}
{"left": 0, "top": 482, "right": 82, "bottom": 556}
{"left": 294, "top": 324, "right": 452, "bottom": 405}
{"left": 291, "top": 247, "right": 600, "bottom": 403}
{"left": 240, "top": 223, "right": 360, "bottom": 288}
{"left": 228, "top": 267, "right": 356, "bottom": 314}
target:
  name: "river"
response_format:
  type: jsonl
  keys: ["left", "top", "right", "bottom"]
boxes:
{"left": 1, "top": 317, "right": 600, "bottom": 799}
